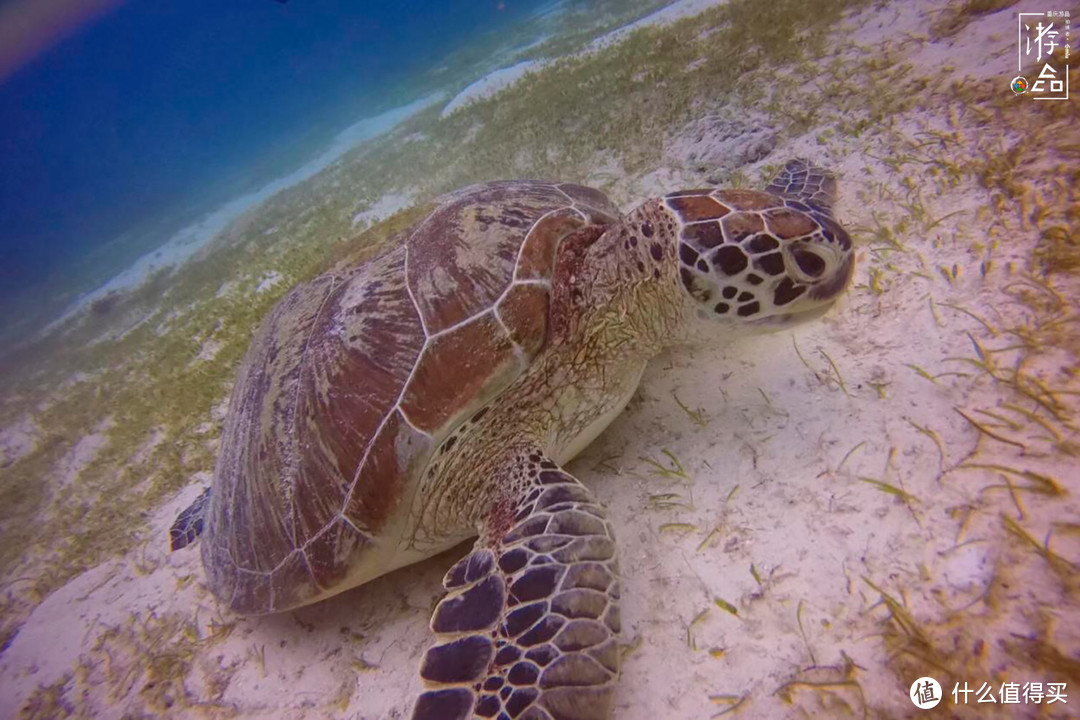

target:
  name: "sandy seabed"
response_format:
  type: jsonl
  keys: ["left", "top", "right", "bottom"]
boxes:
{"left": 1, "top": 1, "right": 1078, "bottom": 719}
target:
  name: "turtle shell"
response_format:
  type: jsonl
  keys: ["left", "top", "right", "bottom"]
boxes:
{"left": 201, "top": 181, "right": 619, "bottom": 614}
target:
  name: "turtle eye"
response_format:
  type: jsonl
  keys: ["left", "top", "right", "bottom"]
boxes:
{"left": 791, "top": 245, "right": 827, "bottom": 279}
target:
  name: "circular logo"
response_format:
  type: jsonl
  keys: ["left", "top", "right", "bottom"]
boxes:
{"left": 910, "top": 677, "right": 943, "bottom": 709}
{"left": 1011, "top": 76, "right": 1029, "bottom": 94}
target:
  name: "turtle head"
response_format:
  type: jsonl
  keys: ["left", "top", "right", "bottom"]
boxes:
{"left": 664, "top": 180, "right": 854, "bottom": 334}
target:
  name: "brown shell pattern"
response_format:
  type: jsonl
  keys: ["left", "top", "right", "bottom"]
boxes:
{"left": 202, "top": 181, "right": 619, "bottom": 613}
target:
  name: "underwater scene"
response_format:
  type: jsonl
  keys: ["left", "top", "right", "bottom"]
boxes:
{"left": 0, "top": 0, "right": 1077, "bottom": 717}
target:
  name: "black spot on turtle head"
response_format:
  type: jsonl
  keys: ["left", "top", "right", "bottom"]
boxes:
{"left": 737, "top": 301, "right": 761, "bottom": 317}
{"left": 757, "top": 253, "right": 786, "bottom": 276}
{"left": 711, "top": 246, "right": 748, "bottom": 276}
{"left": 681, "top": 222, "right": 724, "bottom": 249}
{"left": 641, "top": 221, "right": 654, "bottom": 237}
{"left": 649, "top": 243, "right": 663, "bottom": 261}
{"left": 713, "top": 302, "right": 730, "bottom": 314}
{"left": 774, "top": 277, "right": 807, "bottom": 306}
{"left": 791, "top": 245, "right": 827, "bottom": 278}
{"left": 696, "top": 259, "right": 709, "bottom": 272}
{"left": 679, "top": 243, "right": 699, "bottom": 266}
{"left": 737, "top": 291, "right": 754, "bottom": 303}
{"left": 745, "top": 233, "right": 780, "bottom": 254}
{"left": 746, "top": 273, "right": 763, "bottom": 286}
{"left": 629, "top": 235, "right": 638, "bottom": 247}
{"left": 722, "top": 286, "right": 737, "bottom": 300}
{"left": 636, "top": 260, "right": 646, "bottom": 273}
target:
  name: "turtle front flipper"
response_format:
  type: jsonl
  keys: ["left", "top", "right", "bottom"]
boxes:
{"left": 411, "top": 452, "right": 620, "bottom": 720}
{"left": 169, "top": 487, "right": 210, "bottom": 551}
{"left": 764, "top": 158, "right": 838, "bottom": 217}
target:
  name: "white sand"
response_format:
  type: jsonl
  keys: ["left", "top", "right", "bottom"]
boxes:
{"left": 56, "top": 417, "right": 113, "bottom": 490}
{"left": 254, "top": 271, "right": 283, "bottom": 294}
{"left": 350, "top": 190, "right": 417, "bottom": 229}
{"left": 2, "top": 2, "right": 1077, "bottom": 719}
{"left": 441, "top": 61, "right": 549, "bottom": 117}
{"left": 441, "top": 0, "right": 727, "bottom": 118}
{"left": 586, "top": 0, "right": 725, "bottom": 51}
{"left": 0, "top": 415, "right": 39, "bottom": 469}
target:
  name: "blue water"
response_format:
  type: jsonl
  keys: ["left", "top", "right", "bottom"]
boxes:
{"left": 0, "top": 0, "right": 552, "bottom": 340}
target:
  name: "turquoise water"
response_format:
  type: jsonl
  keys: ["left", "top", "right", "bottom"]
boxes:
{"left": 0, "top": 0, "right": 593, "bottom": 349}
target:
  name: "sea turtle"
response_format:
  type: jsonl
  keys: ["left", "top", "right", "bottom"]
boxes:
{"left": 170, "top": 159, "right": 855, "bottom": 719}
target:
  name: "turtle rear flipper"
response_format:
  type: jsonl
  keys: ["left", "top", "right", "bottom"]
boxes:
{"left": 170, "top": 487, "right": 211, "bottom": 551}
{"left": 765, "top": 158, "right": 838, "bottom": 217}
{"left": 412, "top": 450, "right": 620, "bottom": 720}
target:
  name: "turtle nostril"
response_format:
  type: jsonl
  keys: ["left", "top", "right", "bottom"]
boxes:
{"left": 792, "top": 246, "right": 826, "bottom": 278}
